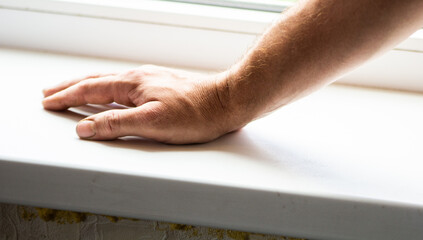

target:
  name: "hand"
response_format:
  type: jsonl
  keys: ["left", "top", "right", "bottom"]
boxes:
{"left": 42, "top": 65, "right": 238, "bottom": 144}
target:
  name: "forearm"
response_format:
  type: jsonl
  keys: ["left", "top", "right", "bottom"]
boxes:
{"left": 221, "top": 0, "right": 423, "bottom": 127}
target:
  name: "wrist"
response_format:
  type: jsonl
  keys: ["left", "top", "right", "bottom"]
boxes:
{"left": 212, "top": 69, "right": 260, "bottom": 133}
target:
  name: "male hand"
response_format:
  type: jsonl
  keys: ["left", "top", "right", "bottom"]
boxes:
{"left": 42, "top": 65, "right": 237, "bottom": 144}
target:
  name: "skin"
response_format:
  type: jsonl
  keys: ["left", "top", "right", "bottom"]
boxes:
{"left": 43, "top": 0, "right": 423, "bottom": 144}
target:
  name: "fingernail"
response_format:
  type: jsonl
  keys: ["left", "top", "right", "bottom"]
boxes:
{"left": 77, "top": 120, "right": 96, "bottom": 138}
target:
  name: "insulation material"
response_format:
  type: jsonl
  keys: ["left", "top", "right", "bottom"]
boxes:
{"left": 0, "top": 203, "right": 304, "bottom": 240}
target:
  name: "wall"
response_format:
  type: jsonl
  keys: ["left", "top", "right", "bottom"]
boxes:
{"left": 0, "top": 203, "right": 305, "bottom": 240}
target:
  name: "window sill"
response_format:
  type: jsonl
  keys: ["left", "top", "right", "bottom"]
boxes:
{"left": 1, "top": 48, "right": 423, "bottom": 240}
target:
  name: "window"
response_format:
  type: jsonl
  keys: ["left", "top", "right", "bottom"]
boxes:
{"left": 165, "top": 0, "right": 296, "bottom": 12}
{"left": 0, "top": 0, "right": 422, "bottom": 92}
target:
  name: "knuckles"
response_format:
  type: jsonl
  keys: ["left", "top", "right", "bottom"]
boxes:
{"left": 101, "top": 111, "right": 121, "bottom": 136}
{"left": 76, "top": 81, "right": 91, "bottom": 93}
{"left": 84, "top": 73, "right": 102, "bottom": 79}
{"left": 122, "top": 65, "right": 167, "bottom": 81}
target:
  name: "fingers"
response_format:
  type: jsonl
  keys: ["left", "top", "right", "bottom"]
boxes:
{"left": 43, "top": 73, "right": 116, "bottom": 97}
{"left": 42, "top": 76, "right": 136, "bottom": 110}
{"left": 76, "top": 103, "right": 159, "bottom": 140}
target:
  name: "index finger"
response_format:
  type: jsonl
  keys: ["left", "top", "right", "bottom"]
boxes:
{"left": 42, "top": 76, "right": 137, "bottom": 110}
{"left": 43, "top": 72, "right": 116, "bottom": 97}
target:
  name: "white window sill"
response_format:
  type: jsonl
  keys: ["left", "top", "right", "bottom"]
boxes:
{"left": 1, "top": 48, "right": 423, "bottom": 240}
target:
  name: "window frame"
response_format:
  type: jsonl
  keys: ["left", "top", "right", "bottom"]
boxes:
{"left": 1, "top": 0, "right": 422, "bottom": 92}
{"left": 161, "top": 0, "right": 293, "bottom": 12}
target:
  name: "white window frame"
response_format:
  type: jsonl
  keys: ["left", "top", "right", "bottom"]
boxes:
{"left": 1, "top": 0, "right": 422, "bottom": 92}
{"left": 161, "top": 0, "right": 293, "bottom": 12}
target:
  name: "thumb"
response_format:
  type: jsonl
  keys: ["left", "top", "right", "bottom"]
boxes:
{"left": 76, "top": 108, "right": 143, "bottom": 140}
